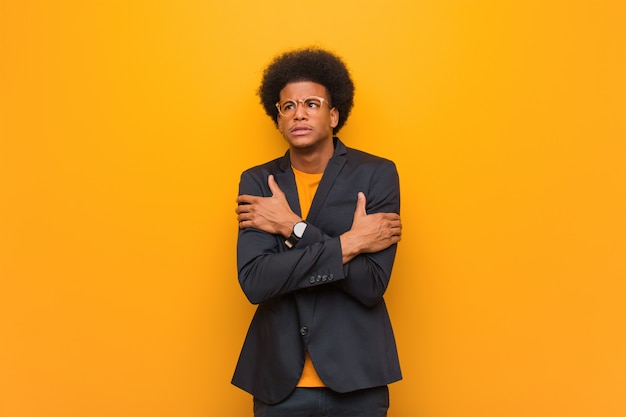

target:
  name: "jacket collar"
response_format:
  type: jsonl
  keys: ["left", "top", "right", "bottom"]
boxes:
{"left": 276, "top": 137, "right": 348, "bottom": 222}
{"left": 278, "top": 137, "right": 347, "bottom": 172}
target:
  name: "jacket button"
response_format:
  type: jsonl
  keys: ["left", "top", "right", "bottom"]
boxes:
{"left": 316, "top": 275, "right": 322, "bottom": 282}
{"left": 321, "top": 274, "right": 328, "bottom": 282}
{"left": 328, "top": 274, "right": 334, "bottom": 281}
{"left": 300, "top": 326, "right": 309, "bottom": 336}
{"left": 309, "top": 276, "right": 315, "bottom": 284}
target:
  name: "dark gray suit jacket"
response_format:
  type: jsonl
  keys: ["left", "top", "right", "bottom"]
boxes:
{"left": 231, "top": 138, "right": 402, "bottom": 404}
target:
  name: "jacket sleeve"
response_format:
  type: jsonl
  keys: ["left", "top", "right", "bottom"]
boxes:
{"left": 333, "top": 160, "right": 400, "bottom": 307}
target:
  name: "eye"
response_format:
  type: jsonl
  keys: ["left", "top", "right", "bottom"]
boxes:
{"left": 305, "top": 98, "right": 322, "bottom": 109}
{"left": 304, "top": 97, "right": 322, "bottom": 110}
{"left": 281, "top": 100, "right": 296, "bottom": 112}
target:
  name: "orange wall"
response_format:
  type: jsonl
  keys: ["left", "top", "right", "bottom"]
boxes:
{"left": 1, "top": 1, "right": 625, "bottom": 416}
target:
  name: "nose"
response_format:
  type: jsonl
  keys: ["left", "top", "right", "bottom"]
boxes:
{"left": 294, "top": 102, "right": 308, "bottom": 120}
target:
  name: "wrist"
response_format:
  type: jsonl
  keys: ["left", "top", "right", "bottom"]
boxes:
{"left": 285, "top": 220, "right": 307, "bottom": 249}
{"left": 281, "top": 216, "right": 303, "bottom": 238}
{"left": 340, "top": 232, "right": 361, "bottom": 263}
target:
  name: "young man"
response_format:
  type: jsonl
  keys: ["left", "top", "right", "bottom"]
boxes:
{"left": 232, "top": 48, "right": 402, "bottom": 417}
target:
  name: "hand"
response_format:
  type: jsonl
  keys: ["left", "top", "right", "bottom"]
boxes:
{"left": 236, "top": 175, "right": 301, "bottom": 238}
{"left": 340, "top": 192, "right": 402, "bottom": 263}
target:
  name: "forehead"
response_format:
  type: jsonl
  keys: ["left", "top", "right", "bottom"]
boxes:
{"left": 279, "top": 81, "right": 329, "bottom": 100}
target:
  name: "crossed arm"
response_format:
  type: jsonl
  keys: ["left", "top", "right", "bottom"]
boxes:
{"left": 236, "top": 174, "right": 402, "bottom": 264}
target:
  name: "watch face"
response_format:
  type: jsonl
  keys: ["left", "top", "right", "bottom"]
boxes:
{"left": 294, "top": 222, "right": 307, "bottom": 238}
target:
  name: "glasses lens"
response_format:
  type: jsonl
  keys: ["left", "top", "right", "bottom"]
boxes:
{"left": 279, "top": 100, "right": 296, "bottom": 115}
{"left": 303, "top": 97, "right": 323, "bottom": 113}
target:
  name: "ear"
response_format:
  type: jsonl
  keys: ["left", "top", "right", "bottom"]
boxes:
{"left": 330, "top": 107, "right": 339, "bottom": 129}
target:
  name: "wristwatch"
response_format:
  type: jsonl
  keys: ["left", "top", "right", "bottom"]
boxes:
{"left": 285, "top": 221, "right": 307, "bottom": 248}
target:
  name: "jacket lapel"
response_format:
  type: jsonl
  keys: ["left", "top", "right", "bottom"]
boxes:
{"left": 306, "top": 138, "right": 347, "bottom": 224}
{"left": 276, "top": 150, "right": 302, "bottom": 217}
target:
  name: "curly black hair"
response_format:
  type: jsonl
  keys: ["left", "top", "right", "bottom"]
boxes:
{"left": 258, "top": 47, "right": 355, "bottom": 134}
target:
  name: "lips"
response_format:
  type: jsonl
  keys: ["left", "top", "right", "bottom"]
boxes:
{"left": 290, "top": 125, "right": 312, "bottom": 136}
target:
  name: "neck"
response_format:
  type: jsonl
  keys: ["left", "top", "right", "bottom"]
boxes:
{"left": 289, "top": 139, "right": 334, "bottom": 174}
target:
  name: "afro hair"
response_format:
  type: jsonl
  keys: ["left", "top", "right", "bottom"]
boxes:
{"left": 258, "top": 47, "right": 355, "bottom": 134}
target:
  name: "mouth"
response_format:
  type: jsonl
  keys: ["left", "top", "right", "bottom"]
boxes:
{"left": 290, "top": 125, "right": 313, "bottom": 136}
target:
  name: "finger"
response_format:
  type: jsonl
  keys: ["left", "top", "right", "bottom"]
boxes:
{"left": 354, "top": 192, "right": 367, "bottom": 217}
{"left": 387, "top": 219, "right": 401, "bottom": 232}
{"left": 267, "top": 174, "right": 283, "bottom": 196}
{"left": 239, "top": 218, "right": 252, "bottom": 229}
{"left": 389, "top": 219, "right": 402, "bottom": 227}
{"left": 237, "top": 194, "right": 255, "bottom": 204}
{"left": 235, "top": 204, "right": 250, "bottom": 215}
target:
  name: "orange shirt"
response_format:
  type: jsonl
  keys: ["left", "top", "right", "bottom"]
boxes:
{"left": 292, "top": 167, "right": 326, "bottom": 388}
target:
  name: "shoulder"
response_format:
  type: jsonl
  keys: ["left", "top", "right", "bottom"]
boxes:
{"left": 237, "top": 155, "right": 287, "bottom": 195}
{"left": 239, "top": 149, "right": 288, "bottom": 181}
{"left": 240, "top": 157, "right": 281, "bottom": 177}
{"left": 335, "top": 137, "right": 395, "bottom": 167}
{"left": 343, "top": 146, "right": 398, "bottom": 173}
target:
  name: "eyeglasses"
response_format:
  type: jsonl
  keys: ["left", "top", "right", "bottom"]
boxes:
{"left": 275, "top": 96, "right": 331, "bottom": 117}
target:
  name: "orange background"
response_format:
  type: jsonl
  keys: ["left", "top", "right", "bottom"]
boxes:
{"left": 1, "top": 1, "right": 625, "bottom": 416}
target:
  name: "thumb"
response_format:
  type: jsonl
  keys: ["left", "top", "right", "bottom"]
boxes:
{"left": 354, "top": 192, "right": 367, "bottom": 217}
{"left": 268, "top": 174, "right": 283, "bottom": 196}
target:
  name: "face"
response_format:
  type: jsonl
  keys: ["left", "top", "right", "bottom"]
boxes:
{"left": 277, "top": 81, "right": 339, "bottom": 153}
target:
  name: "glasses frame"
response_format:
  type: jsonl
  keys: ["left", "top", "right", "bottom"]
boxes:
{"left": 275, "top": 96, "right": 332, "bottom": 117}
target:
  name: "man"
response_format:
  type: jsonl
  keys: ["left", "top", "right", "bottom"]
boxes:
{"left": 232, "top": 47, "right": 402, "bottom": 417}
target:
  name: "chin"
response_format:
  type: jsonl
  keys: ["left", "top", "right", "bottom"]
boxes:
{"left": 287, "top": 138, "right": 315, "bottom": 148}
